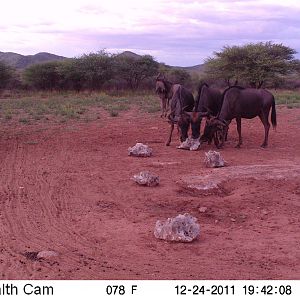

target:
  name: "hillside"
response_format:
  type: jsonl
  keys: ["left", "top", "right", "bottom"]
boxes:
{"left": 0, "top": 52, "right": 67, "bottom": 69}
{"left": 0, "top": 50, "right": 204, "bottom": 73}
{"left": 116, "top": 50, "right": 205, "bottom": 75}
{"left": 116, "top": 50, "right": 141, "bottom": 59}
{"left": 174, "top": 64, "right": 205, "bottom": 75}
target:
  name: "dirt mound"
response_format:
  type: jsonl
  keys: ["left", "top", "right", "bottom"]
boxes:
{"left": 181, "top": 164, "right": 300, "bottom": 195}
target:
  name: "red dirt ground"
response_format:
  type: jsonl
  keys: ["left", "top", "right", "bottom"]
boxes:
{"left": 0, "top": 106, "right": 299, "bottom": 280}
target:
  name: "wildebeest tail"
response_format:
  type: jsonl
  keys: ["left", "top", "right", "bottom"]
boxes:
{"left": 271, "top": 95, "right": 277, "bottom": 129}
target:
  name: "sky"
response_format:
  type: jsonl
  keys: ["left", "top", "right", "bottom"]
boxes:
{"left": 1, "top": 0, "right": 300, "bottom": 66}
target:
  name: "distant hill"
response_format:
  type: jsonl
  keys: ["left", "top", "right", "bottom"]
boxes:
{"left": 0, "top": 50, "right": 204, "bottom": 73}
{"left": 116, "top": 50, "right": 141, "bottom": 60}
{"left": 0, "top": 51, "right": 67, "bottom": 69}
{"left": 174, "top": 64, "right": 205, "bottom": 75}
{"left": 116, "top": 50, "right": 205, "bottom": 74}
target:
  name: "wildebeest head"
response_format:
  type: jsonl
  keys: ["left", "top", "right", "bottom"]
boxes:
{"left": 201, "top": 117, "right": 228, "bottom": 145}
{"left": 155, "top": 80, "right": 167, "bottom": 98}
{"left": 155, "top": 74, "right": 167, "bottom": 98}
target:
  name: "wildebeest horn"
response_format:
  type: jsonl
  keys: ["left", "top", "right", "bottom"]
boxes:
{"left": 219, "top": 119, "right": 229, "bottom": 127}
{"left": 183, "top": 111, "right": 209, "bottom": 123}
{"left": 211, "top": 118, "right": 229, "bottom": 128}
{"left": 203, "top": 106, "right": 213, "bottom": 115}
{"left": 156, "top": 73, "right": 166, "bottom": 81}
{"left": 183, "top": 111, "right": 209, "bottom": 118}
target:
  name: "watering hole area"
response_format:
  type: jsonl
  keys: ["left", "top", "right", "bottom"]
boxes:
{"left": 0, "top": 106, "right": 299, "bottom": 280}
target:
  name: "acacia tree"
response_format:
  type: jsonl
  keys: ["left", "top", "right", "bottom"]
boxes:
{"left": 23, "top": 61, "right": 61, "bottom": 90}
{"left": 166, "top": 68, "right": 190, "bottom": 84}
{"left": 115, "top": 55, "right": 159, "bottom": 89}
{"left": 78, "top": 51, "right": 114, "bottom": 90}
{"left": 0, "top": 61, "right": 14, "bottom": 89}
{"left": 57, "top": 58, "right": 86, "bottom": 91}
{"left": 205, "top": 42, "right": 298, "bottom": 88}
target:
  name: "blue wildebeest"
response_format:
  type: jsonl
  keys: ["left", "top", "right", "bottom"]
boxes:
{"left": 204, "top": 86, "right": 277, "bottom": 148}
{"left": 155, "top": 74, "right": 194, "bottom": 146}
{"left": 186, "top": 83, "right": 223, "bottom": 143}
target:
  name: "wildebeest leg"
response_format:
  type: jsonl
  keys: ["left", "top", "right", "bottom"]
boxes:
{"left": 259, "top": 112, "right": 270, "bottom": 148}
{"left": 235, "top": 117, "right": 242, "bottom": 148}
{"left": 191, "top": 117, "right": 201, "bottom": 139}
{"left": 179, "top": 120, "right": 189, "bottom": 142}
{"left": 224, "top": 120, "right": 230, "bottom": 141}
{"left": 160, "top": 98, "right": 167, "bottom": 117}
{"left": 166, "top": 123, "right": 174, "bottom": 146}
{"left": 225, "top": 128, "right": 228, "bottom": 141}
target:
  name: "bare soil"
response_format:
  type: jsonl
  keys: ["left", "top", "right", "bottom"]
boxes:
{"left": 0, "top": 106, "right": 299, "bottom": 280}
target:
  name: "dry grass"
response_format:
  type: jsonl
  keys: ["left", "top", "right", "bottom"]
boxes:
{"left": 1, "top": 89, "right": 298, "bottom": 124}
{"left": 0, "top": 91, "right": 160, "bottom": 123}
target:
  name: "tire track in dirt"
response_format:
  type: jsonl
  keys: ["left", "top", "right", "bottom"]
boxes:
{"left": 0, "top": 128, "right": 112, "bottom": 278}
{"left": 0, "top": 136, "right": 38, "bottom": 277}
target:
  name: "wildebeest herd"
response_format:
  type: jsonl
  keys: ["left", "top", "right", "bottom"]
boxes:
{"left": 155, "top": 74, "right": 277, "bottom": 149}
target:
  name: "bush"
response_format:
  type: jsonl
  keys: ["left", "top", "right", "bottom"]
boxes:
{"left": 23, "top": 61, "right": 61, "bottom": 90}
{"left": 0, "top": 61, "right": 15, "bottom": 89}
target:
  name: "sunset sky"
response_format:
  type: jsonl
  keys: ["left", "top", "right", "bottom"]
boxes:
{"left": 1, "top": 0, "right": 300, "bottom": 66}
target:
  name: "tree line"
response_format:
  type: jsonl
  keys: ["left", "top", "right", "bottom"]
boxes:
{"left": 0, "top": 42, "right": 299, "bottom": 92}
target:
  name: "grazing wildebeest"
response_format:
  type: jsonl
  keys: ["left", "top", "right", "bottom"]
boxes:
{"left": 155, "top": 74, "right": 194, "bottom": 146}
{"left": 188, "top": 83, "right": 223, "bottom": 142}
{"left": 204, "top": 86, "right": 277, "bottom": 148}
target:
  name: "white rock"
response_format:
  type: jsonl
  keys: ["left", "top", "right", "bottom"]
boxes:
{"left": 128, "top": 143, "right": 153, "bottom": 157}
{"left": 189, "top": 138, "right": 201, "bottom": 151}
{"left": 37, "top": 250, "right": 58, "bottom": 259}
{"left": 132, "top": 171, "right": 159, "bottom": 187}
{"left": 204, "top": 150, "right": 226, "bottom": 168}
{"left": 177, "top": 138, "right": 191, "bottom": 150}
{"left": 177, "top": 137, "right": 200, "bottom": 151}
{"left": 154, "top": 213, "right": 200, "bottom": 242}
{"left": 199, "top": 206, "right": 208, "bottom": 213}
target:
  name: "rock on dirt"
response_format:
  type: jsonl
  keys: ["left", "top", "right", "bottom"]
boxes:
{"left": 23, "top": 250, "right": 58, "bottom": 261}
{"left": 132, "top": 171, "right": 159, "bottom": 187}
{"left": 204, "top": 150, "right": 226, "bottom": 168}
{"left": 154, "top": 213, "right": 200, "bottom": 242}
{"left": 128, "top": 143, "right": 153, "bottom": 157}
{"left": 199, "top": 206, "right": 208, "bottom": 213}
{"left": 37, "top": 250, "right": 59, "bottom": 259}
{"left": 177, "top": 137, "right": 200, "bottom": 151}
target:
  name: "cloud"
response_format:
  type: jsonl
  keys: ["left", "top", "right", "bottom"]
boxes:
{"left": 1, "top": 0, "right": 300, "bottom": 65}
